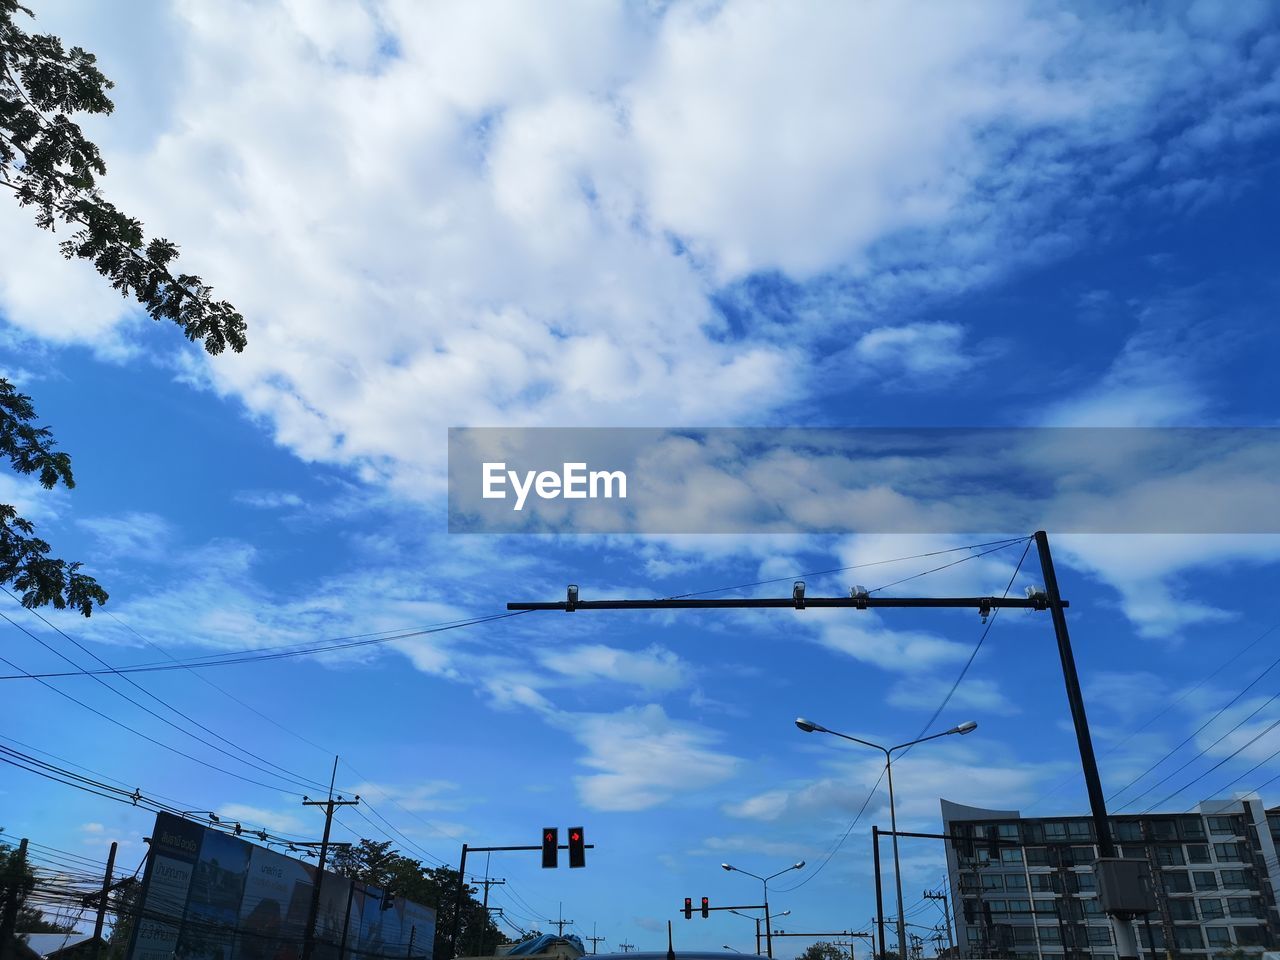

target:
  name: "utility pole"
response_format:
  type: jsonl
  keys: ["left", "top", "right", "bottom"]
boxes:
{"left": 1033, "top": 531, "right": 1137, "bottom": 960}
{"left": 471, "top": 872, "right": 505, "bottom": 957}
{"left": 586, "top": 923, "right": 605, "bottom": 955}
{"left": 90, "top": 842, "right": 117, "bottom": 960}
{"left": 922, "top": 890, "right": 953, "bottom": 953}
{"left": 301, "top": 757, "right": 360, "bottom": 960}
{"left": 872, "top": 828, "right": 886, "bottom": 960}
{"left": 0, "top": 838, "right": 28, "bottom": 960}
{"left": 551, "top": 903, "right": 574, "bottom": 937}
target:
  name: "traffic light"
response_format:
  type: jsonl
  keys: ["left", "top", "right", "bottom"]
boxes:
{"left": 701, "top": 897, "right": 709, "bottom": 919}
{"left": 683, "top": 898, "right": 693, "bottom": 920}
{"left": 542, "top": 827, "right": 558, "bottom": 868}
{"left": 568, "top": 826, "right": 586, "bottom": 868}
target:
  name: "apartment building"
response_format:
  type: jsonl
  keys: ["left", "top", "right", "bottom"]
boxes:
{"left": 939, "top": 796, "right": 1280, "bottom": 960}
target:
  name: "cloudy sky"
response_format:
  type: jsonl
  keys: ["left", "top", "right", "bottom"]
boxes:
{"left": 3, "top": 0, "right": 1280, "bottom": 955}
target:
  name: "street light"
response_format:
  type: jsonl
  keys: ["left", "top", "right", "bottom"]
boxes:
{"left": 721, "top": 862, "right": 804, "bottom": 959}
{"left": 794, "top": 718, "right": 977, "bottom": 960}
{"left": 179, "top": 810, "right": 220, "bottom": 822}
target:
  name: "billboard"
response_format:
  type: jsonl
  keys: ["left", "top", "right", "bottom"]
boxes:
{"left": 128, "top": 812, "right": 436, "bottom": 960}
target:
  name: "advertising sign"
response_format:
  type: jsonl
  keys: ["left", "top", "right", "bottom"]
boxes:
{"left": 127, "top": 813, "right": 435, "bottom": 960}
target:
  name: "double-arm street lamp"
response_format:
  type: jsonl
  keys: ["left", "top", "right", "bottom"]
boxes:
{"left": 794, "top": 718, "right": 977, "bottom": 960}
{"left": 722, "top": 862, "right": 804, "bottom": 959}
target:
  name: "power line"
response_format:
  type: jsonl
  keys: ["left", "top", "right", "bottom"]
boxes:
{"left": 664, "top": 537, "right": 1030, "bottom": 600}
{"left": 0, "top": 611, "right": 534, "bottom": 679}
{"left": 777, "top": 536, "right": 1033, "bottom": 893}
{"left": 1, "top": 590, "right": 329, "bottom": 794}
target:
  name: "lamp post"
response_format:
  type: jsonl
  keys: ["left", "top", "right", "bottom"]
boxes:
{"left": 722, "top": 863, "right": 803, "bottom": 959}
{"left": 794, "top": 719, "right": 977, "bottom": 960}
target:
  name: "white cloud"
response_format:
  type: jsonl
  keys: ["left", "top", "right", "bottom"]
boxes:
{"left": 852, "top": 323, "right": 976, "bottom": 378}
{"left": 814, "top": 616, "right": 972, "bottom": 673}
{"left": 885, "top": 676, "right": 1018, "bottom": 716}
{"left": 215, "top": 803, "right": 307, "bottom": 834}
{"left": 77, "top": 512, "right": 173, "bottom": 560}
{"left": 727, "top": 749, "right": 1064, "bottom": 827}
{"left": 565, "top": 704, "right": 741, "bottom": 811}
{"left": 538, "top": 643, "right": 690, "bottom": 692}
{"left": 1056, "top": 534, "right": 1280, "bottom": 639}
{"left": 234, "top": 490, "right": 306, "bottom": 509}
{"left": 3, "top": 0, "right": 1271, "bottom": 503}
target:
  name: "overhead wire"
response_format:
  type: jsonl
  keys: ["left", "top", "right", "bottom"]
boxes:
{"left": 0, "top": 611, "right": 535, "bottom": 679}
{"left": 776, "top": 535, "right": 1035, "bottom": 893}
{"left": 663, "top": 537, "right": 1031, "bottom": 600}
{"left": 1020, "top": 618, "right": 1280, "bottom": 814}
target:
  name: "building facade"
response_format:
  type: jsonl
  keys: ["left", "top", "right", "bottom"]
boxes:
{"left": 939, "top": 797, "right": 1280, "bottom": 960}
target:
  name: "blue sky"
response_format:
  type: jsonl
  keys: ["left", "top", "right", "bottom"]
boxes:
{"left": 3, "top": 0, "right": 1280, "bottom": 955}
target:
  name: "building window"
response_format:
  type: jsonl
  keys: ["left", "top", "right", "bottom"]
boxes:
{"left": 1233, "top": 926, "right": 1264, "bottom": 947}
{"left": 1114, "top": 821, "right": 1143, "bottom": 842}
{"left": 1208, "top": 816, "right": 1238, "bottom": 836}
{"left": 1026, "top": 847, "right": 1049, "bottom": 866}
{"left": 1008, "top": 900, "right": 1032, "bottom": 914}
{"left": 1157, "top": 846, "right": 1186, "bottom": 866}
{"left": 1045, "top": 822, "right": 1068, "bottom": 841}
{"left": 1031, "top": 875, "right": 1059, "bottom": 893}
{"left": 989, "top": 900, "right": 1009, "bottom": 912}
{"left": 1039, "top": 927, "right": 1062, "bottom": 944}
{"left": 1201, "top": 898, "right": 1225, "bottom": 919}
{"left": 983, "top": 874, "right": 1005, "bottom": 890}
{"left": 1221, "top": 870, "right": 1249, "bottom": 889}
{"left": 1081, "top": 899, "right": 1101, "bottom": 916}
{"left": 1227, "top": 898, "right": 1257, "bottom": 918}
{"left": 1006, "top": 875, "right": 1028, "bottom": 891}
{"left": 1205, "top": 928, "right": 1232, "bottom": 948}
{"left": 1071, "top": 845, "right": 1096, "bottom": 863}
{"left": 1215, "top": 843, "right": 1242, "bottom": 862}
{"left": 1168, "top": 899, "right": 1198, "bottom": 921}
{"left": 1181, "top": 817, "right": 1207, "bottom": 840}
{"left": 1139, "top": 926, "right": 1166, "bottom": 949}
{"left": 1150, "top": 820, "right": 1178, "bottom": 841}
{"left": 999, "top": 823, "right": 1020, "bottom": 840}
{"left": 1174, "top": 928, "right": 1205, "bottom": 950}
{"left": 1002, "top": 848, "right": 1024, "bottom": 865}
{"left": 1188, "top": 844, "right": 1211, "bottom": 864}
{"left": 1013, "top": 926, "right": 1037, "bottom": 944}
{"left": 1088, "top": 927, "right": 1112, "bottom": 946}
{"left": 1068, "top": 821, "right": 1093, "bottom": 840}
{"left": 1164, "top": 871, "right": 1192, "bottom": 893}
{"left": 1194, "top": 871, "right": 1219, "bottom": 891}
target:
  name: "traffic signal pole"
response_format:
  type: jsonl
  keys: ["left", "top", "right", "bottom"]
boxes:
{"left": 450, "top": 838, "right": 596, "bottom": 955}
{"left": 1034, "top": 531, "right": 1137, "bottom": 960}
{"left": 510, "top": 531, "right": 1136, "bottom": 958}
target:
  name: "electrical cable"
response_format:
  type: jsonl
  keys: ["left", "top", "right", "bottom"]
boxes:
{"left": 0, "top": 610, "right": 535, "bottom": 679}
{"left": 1112, "top": 687, "right": 1280, "bottom": 813}
{"left": 0, "top": 586, "right": 333, "bottom": 794}
{"left": 776, "top": 536, "right": 1034, "bottom": 893}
